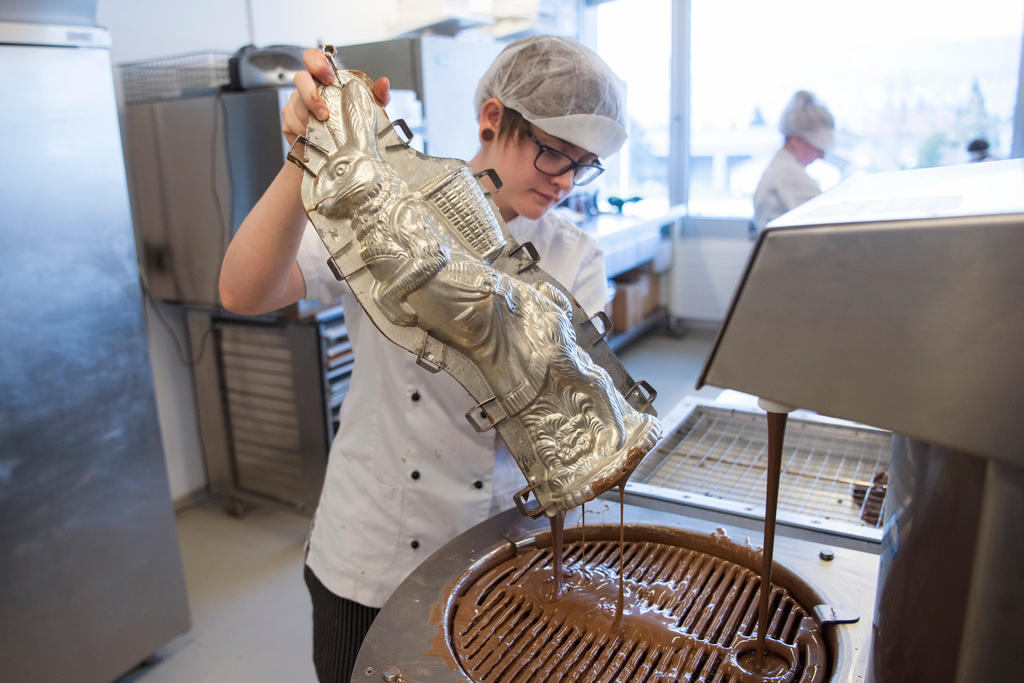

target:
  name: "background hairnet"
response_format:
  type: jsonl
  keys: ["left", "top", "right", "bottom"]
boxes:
{"left": 474, "top": 35, "right": 627, "bottom": 158}
{"left": 780, "top": 90, "right": 835, "bottom": 151}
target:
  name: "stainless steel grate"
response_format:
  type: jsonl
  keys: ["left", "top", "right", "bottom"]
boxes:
{"left": 630, "top": 404, "right": 892, "bottom": 538}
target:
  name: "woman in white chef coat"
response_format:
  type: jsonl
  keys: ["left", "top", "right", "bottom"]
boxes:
{"left": 219, "top": 35, "right": 627, "bottom": 682}
{"left": 752, "top": 90, "right": 835, "bottom": 233}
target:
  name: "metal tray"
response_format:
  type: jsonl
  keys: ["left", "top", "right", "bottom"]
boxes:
{"left": 626, "top": 396, "right": 892, "bottom": 548}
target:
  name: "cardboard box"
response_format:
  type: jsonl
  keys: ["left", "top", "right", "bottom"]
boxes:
{"left": 611, "top": 271, "right": 651, "bottom": 332}
{"left": 642, "top": 271, "right": 662, "bottom": 317}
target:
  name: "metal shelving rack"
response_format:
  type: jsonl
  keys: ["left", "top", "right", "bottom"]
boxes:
{"left": 317, "top": 312, "right": 353, "bottom": 443}
{"left": 187, "top": 308, "right": 353, "bottom": 514}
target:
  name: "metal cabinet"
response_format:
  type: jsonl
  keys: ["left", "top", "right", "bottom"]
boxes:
{"left": 123, "top": 88, "right": 289, "bottom": 307}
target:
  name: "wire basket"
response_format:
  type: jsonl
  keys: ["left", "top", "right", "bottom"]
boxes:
{"left": 118, "top": 51, "right": 233, "bottom": 104}
{"left": 421, "top": 167, "right": 506, "bottom": 263}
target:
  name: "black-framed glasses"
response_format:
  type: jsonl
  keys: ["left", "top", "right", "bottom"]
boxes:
{"left": 527, "top": 131, "right": 605, "bottom": 186}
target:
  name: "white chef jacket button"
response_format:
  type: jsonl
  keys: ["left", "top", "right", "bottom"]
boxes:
{"left": 411, "top": 391, "right": 421, "bottom": 402}
{"left": 473, "top": 480, "right": 483, "bottom": 489}
{"left": 411, "top": 470, "right": 421, "bottom": 480}
{"left": 410, "top": 539, "right": 420, "bottom": 549}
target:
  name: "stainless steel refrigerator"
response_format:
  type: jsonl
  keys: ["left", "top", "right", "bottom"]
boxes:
{"left": 0, "top": 19, "right": 191, "bottom": 683}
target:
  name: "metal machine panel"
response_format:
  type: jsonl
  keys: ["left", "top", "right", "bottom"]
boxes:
{"left": 0, "top": 25, "right": 190, "bottom": 682}
{"left": 695, "top": 160, "right": 1024, "bottom": 682}
{"left": 124, "top": 95, "right": 232, "bottom": 303}
{"left": 698, "top": 161, "right": 1024, "bottom": 464}
{"left": 417, "top": 34, "right": 504, "bottom": 161}
{"left": 335, "top": 37, "right": 422, "bottom": 93}
{"left": 334, "top": 35, "right": 503, "bottom": 160}
{"left": 123, "top": 89, "right": 286, "bottom": 306}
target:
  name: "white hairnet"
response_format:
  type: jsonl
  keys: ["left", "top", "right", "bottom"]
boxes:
{"left": 474, "top": 35, "right": 627, "bottom": 159}
{"left": 779, "top": 90, "right": 835, "bottom": 151}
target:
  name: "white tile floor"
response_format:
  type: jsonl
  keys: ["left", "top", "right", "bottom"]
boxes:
{"left": 123, "top": 329, "right": 717, "bottom": 682}
{"left": 119, "top": 503, "right": 316, "bottom": 682}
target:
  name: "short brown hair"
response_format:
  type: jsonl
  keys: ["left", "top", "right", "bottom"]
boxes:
{"left": 497, "top": 106, "right": 532, "bottom": 145}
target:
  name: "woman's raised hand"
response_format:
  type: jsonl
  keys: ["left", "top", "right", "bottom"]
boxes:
{"left": 281, "top": 48, "right": 391, "bottom": 145}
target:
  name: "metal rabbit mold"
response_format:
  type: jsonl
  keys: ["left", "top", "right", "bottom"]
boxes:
{"left": 289, "top": 52, "right": 662, "bottom": 518}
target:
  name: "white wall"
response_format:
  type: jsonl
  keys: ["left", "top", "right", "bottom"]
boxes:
{"left": 142, "top": 299, "right": 209, "bottom": 504}
{"left": 669, "top": 218, "right": 752, "bottom": 324}
{"left": 98, "top": 0, "right": 396, "bottom": 65}
{"left": 248, "top": 1, "right": 395, "bottom": 51}
{"left": 97, "top": 0, "right": 397, "bottom": 503}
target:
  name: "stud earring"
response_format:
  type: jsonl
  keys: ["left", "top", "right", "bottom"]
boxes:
{"left": 481, "top": 128, "right": 495, "bottom": 142}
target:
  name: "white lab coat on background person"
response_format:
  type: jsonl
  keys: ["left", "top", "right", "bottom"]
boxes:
{"left": 752, "top": 90, "right": 835, "bottom": 233}
{"left": 298, "top": 211, "right": 608, "bottom": 607}
{"left": 752, "top": 146, "right": 823, "bottom": 232}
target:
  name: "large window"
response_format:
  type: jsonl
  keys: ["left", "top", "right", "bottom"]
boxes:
{"left": 590, "top": 0, "right": 673, "bottom": 215}
{"left": 587, "top": 0, "right": 1024, "bottom": 219}
{"left": 690, "top": 0, "right": 1024, "bottom": 217}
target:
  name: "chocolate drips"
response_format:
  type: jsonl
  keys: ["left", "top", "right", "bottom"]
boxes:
{"left": 615, "top": 484, "right": 625, "bottom": 630}
{"left": 757, "top": 411, "right": 787, "bottom": 663}
{"left": 440, "top": 410, "right": 829, "bottom": 681}
{"left": 545, "top": 511, "right": 568, "bottom": 602}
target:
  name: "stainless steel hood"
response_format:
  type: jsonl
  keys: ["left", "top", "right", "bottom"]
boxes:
{"left": 698, "top": 159, "right": 1024, "bottom": 464}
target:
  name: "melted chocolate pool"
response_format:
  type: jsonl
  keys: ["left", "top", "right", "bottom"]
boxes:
{"left": 448, "top": 526, "right": 827, "bottom": 681}
{"left": 444, "top": 410, "right": 817, "bottom": 680}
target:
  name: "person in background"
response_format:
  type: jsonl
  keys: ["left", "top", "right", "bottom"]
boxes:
{"left": 218, "top": 35, "right": 627, "bottom": 682}
{"left": 967, "top": 137, "right": 995, "bottom": 162}
{"left": 752, "top": 90, "right": 835, "bottom": 233}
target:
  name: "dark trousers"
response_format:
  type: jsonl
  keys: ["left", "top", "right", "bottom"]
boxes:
{"left": 304, "top": 564, "right": 380, "bottom": 682}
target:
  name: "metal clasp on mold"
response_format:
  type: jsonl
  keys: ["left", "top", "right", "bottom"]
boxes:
{"left": 416, "top": 333, "right": 446, "bottom": 373}
{"left": 378, "top": 118, "right": 413, "bottom": 144}
{"left": 625, "top": 379, "right": 657, "bottom": 413}
{"left": 325, "top": 249, "right": 365, "bottom": 282}
{"left": 588, "top": 311, "right": 613, "bottom": 344}
{"left": 287, "top": 135, "right": 330, "bottom": 177}
{"left": 326, "top": 256, "right": 345, "bottom": 281}
{"left": 507, "top": 241, "right": 540, "bottom": 274}
{"left": 512, "top": 485, "right": 548, "bottom": 519}
{"left": 380, "top": 119, "right": 415, "bottom": 152}
{"left": 321, "top": 44, "right": 342, "bottom": 81}
{"left": 474, "top": 168, "right": 503, "bottom": 197}
{"left": 465, "top": 396, "right": 508, "bottom": 432}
